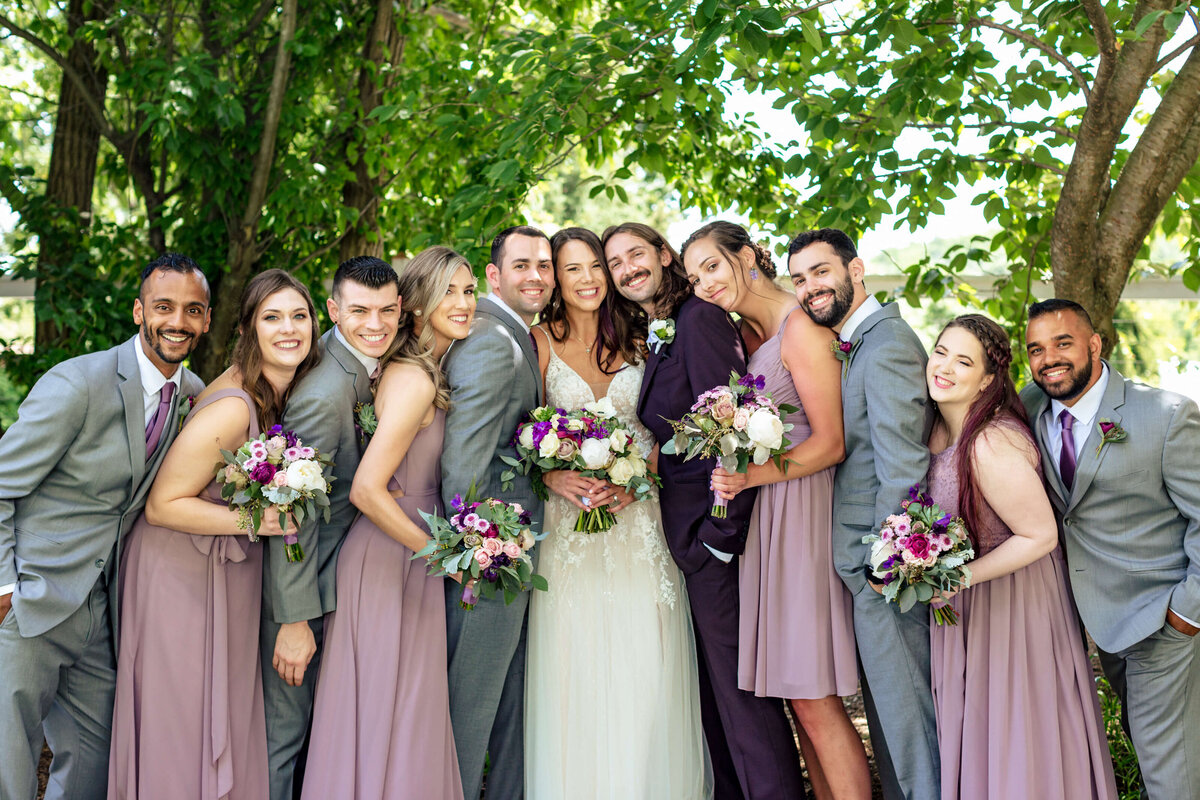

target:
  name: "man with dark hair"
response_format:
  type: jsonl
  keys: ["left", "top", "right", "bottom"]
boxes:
{"left": 789, "top": 228, "right": 939, "bottom": 800}
{"left": 609, "top": 221, "right": 807, "bottom": 799}
{"left": 441, "top": 225, "right": 552, "bottom": 798}
{"left": 263, "top": 255, "right": 401, "bottom": 800}
{"left": 0, "top": 253, "right": 209, "bottom": 800}
{"left": 1024, "top": 298, "right": 1200, "bottom": 800}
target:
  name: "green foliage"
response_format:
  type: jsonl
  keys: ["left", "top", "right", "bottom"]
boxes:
{"left": 1096, "top": 675, "right": 1143, "bottom": 799}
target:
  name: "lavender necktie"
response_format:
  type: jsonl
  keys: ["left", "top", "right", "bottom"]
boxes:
{"left": 1058, "top": 408, "right": 1077, "bottom": 490}
{"left": 145, "top": 381, "right": 177, "bottom": 459}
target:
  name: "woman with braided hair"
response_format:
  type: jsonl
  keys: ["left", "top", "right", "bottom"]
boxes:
{"left": 683, "top": 221, "right": 868, "bottom": 799}
{"left": 924, "top": 314, "right": 1116, "bottom": 799}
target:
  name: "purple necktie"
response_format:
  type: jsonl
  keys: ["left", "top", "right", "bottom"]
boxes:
{"left": 369, "top": 362, "right": 382, "bottom": 384}
{"left": 528, "top": 330, "right": 539, "bottom": 355}
{"left": 145, "top": 381, "right": 177, "bottom": 459}
{"left": 1058, "top": 409, "right": 1077, "bottom": 489}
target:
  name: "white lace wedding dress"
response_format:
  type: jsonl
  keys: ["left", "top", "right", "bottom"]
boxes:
{"left": 525, "top": 345, "right": 712, "bottom": 799}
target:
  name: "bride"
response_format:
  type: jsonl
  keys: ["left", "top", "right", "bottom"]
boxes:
{"left": 525, "top": 227, "right": 711, "bottom": 798}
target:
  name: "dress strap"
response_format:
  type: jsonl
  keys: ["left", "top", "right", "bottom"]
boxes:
{"left": 187, "top": 387, "right": 260, "bottom": 439}
{"left": 777, "top": 306, "right": 802, "bottom": 338}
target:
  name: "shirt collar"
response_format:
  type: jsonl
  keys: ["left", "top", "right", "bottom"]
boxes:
{"left": 839, "top": 295, "right": 883, "bottom": 342}
{"left": 1050, "top": 363, "right": 1110, "bottom": 430}
{"left": 133, "top": 334, "right": 182, "bottom": 397}
{"left": 486, "top": 292, "right": 531, "bottom": 333}
{"left": 333, "top": 325, "right": 380, "bottom": 375}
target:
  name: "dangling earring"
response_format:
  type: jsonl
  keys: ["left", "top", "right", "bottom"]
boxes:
{"left": 749, "top": 267, "right": 759, "bottom": 280}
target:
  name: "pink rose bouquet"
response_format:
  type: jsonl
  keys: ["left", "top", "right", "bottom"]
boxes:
{"left": 500, "top": 397, "right": 659, "bottom": 533}
{"left": 214, "top": 424, "right": 333, "bottom": 561}
{"left": 861, "top": 485, "right": 975, "bottom": 625}
{"left": 416, "top": 491, "right": 548, "bottom": 610}
{"left": 660, "top": 371, "right": 798, "bottom": 518}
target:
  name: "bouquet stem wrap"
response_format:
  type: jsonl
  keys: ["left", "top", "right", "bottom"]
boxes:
{"left": 574, "top": 505, "right": 617, "bottom": 533}
{"left": 711, "top": 493, "right": 728, "bottom": 519}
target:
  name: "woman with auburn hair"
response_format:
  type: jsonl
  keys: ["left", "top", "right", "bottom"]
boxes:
{"left": 109, "top": 269, "right": 321, "bottom": 799}
{"left": 923, "top": 314, "right": 1116, "bottom": 799}
{"left": 301, "top": 246, "right": 477, "bottom": 800}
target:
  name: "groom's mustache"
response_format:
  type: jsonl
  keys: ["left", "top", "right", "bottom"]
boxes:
{"left": 620, "top": 270, "right": 651, "bottom": 288}
{"left": 1038, "top": 362, "right": 1074, "bottom": 377}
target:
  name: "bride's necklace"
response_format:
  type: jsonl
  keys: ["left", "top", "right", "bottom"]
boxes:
{"left": 572, "top": 330, "right": 596, "bottom": 355}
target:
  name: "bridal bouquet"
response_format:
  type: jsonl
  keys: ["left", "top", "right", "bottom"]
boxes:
{"left": 215, "top": 424, "right": 333, "bottom": 561}
{"left": 500, "top": 397, "right": 659, "bottom": 533}
{"left": 415, "top": 492, "right": 548, "bottom": 610}
{"left": 861, "top": 485, "right": 975, "bottom": 625}
{"left": 660, "top": 371, "right": 797, "bottom": 518}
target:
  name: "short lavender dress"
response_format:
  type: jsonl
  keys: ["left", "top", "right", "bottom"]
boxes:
{"left": 928, "top": 421, "right": 1117, "bottom": 799}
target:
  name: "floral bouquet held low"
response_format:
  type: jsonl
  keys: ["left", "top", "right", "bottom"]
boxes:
{"left": 862, "top": 485, "right": 975, "bottom": 625}
{"left": 214, "top": 424, "right": 334, "bottom": 562}
{"left": 660, "top": 371, "right": 797, "bottom": 518}
{"left": 415, "top": 492, "right": 548, "bottom": 610}
{"left": 500, "top": 397, "right": 660, "bottom": 534}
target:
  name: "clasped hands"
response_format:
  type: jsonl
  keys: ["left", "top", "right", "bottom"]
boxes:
{"left": 542, "top": 470, "right": 634, "bottom": 513}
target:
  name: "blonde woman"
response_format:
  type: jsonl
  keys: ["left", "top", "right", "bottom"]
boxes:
{"left": 301, "top": 247, "right": 477, "bottom": 800}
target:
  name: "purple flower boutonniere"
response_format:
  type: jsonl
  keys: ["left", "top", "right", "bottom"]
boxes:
{"left": 830, "top": 337, "right": 859, "bottom": 378}
{"left": 1095, "top": 418, "right": 1127, "bottom": 457}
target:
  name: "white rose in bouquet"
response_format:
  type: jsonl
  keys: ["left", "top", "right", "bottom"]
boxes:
{"left": 566, "top": 419, "right": 586, "bottom": 431}
{"left": 608, "top": 456, "right": 637, "bottom": 486}
{"left": 580, "top": 437, "right": 615, "bottom": 470}
{"left": 518, "top": 425, "right": 535, "bottom": 449}
{"left": 626, "top": 454, "right": 647, "bottom": 477}
{"left": 538, "top": 432, "right": 561, "bottom": 458}
{"left": 869, "top": 538, "right": 895, "bottom": 572}
{"left": 609, "top": 428, "right": 631, "bottom": 452}
{"left": 285, "top": 459, "right": 327, "bottom": 493}
{"left": 746, "top": 408, "right": 785, "bottom": 450}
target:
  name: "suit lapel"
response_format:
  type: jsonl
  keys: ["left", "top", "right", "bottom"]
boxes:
{"left": 324, "top": 330, "right": 372, "bottom": 403}
{"left": 1028, "top": 391, "right": 1069, "bottom": 507}
{"left": 118, "top": 337, "right": 147, "bottom": 492}
{"left": 478, "top": 297, "right": 541, "bottom": 403}
{"left": 638, "top": 341, "right": 664, "bottom": 418}
{"left": 1067, "top": 369, "right": 1126, "bottom": 511}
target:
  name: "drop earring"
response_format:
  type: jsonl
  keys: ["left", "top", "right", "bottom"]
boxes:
{"left": 749, "top": 268, "right": 759, "bottom": 280}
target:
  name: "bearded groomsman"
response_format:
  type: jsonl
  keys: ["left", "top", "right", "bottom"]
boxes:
{"left": 261, "top": 256, "right": 401, "bottom": 799}
{"left": 788, "top": 228, "right": 939, "bottom": 800}
{"left": 1023, "top": 298, "right": 1200, "bottom": 800}
{"left": 441, "top": 226, "right": 552, "bottom": 798}
{"left": 0, "top": 254, "right": 209, "bottom": 800}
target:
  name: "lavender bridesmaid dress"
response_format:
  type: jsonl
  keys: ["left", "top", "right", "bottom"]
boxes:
{"left": 928, "top": 419, "right": 1117, "bottom": 799}
{"left": 738, "top": 312, "right": 858, "bottom": 699}
{"left": 301, "top": 408, "right": 462, "bottom": 800}
{"left": 108, "top": 388, "right": 268, "bottom": 800}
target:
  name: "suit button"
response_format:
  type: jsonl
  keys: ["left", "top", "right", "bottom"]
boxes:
{"left": 95, "top": 559, "right": 104, "bottom": 568}
{"left": 1063, "top": 519, "right": 1072, "bottom": 527}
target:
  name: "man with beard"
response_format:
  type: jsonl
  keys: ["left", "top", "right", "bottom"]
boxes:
{"left": 0, "top": 253, "right": 209, "bottom": 800}
{"left": 606, "top": 221, "right": 805, "bottom": 799}
{"left": 1023, "top": 298, "right": 1200, "bottom": 800}
{"left": 788, "top": 228, "right": 939, "bottom": 800}
{"left": 441, "top": 226, "right": 553, "bottom": 799}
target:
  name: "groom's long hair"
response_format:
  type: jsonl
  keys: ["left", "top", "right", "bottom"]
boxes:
{"left": 601, "top": 222, "right": 692, "bottom": 320}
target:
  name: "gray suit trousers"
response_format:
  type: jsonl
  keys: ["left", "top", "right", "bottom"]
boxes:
{"left": 1098, "top": 624, "right": 1200, "bottom": 800}
{"left": 260, "top": 614, "right": 327, "bottom": 800}
{"left": 852, "top": 582, "right": 940, "bottom": 800}
{"left": 445, "top": 581, "right": 529, "bottom": 800}
{"left": 0, "top": 575, "right": 115, "bottom": 800}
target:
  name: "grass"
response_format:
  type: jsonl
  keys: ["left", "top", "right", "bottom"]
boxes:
{"left": 1095, "top": 675, "right": 1144, "bottom": 800}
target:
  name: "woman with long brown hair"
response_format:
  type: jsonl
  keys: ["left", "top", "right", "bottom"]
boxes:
{"left": 109, "top": 269, "right": 320, "bottom": 799}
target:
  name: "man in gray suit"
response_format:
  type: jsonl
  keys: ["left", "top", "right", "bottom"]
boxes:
{"left": 1023, "top": 298, "right": 1200, "bottom": 800}
{"left": 441, "top": 225, "right": 552, "bottom": 799}
{"left": 789, "top": 229, "right": 939, "bottom": 800}
{"left": 0, "top": 254, "right": 209, "bottom": 800}
{"left": 262, "top": 256, "right": 400, "bottom": 799}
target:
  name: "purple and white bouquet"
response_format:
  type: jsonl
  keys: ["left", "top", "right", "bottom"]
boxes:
{"left": 660, "top": 371, "right": 798, "bottom": 518}
{"left": 500, "top": 397, "right": 659, "bottom": 533}
{"left": 861, "top": 485, "right": 975, "bottom": 625}
{"left": 415, "top": 492, "right": 548, "bottom": 610}
{"left": 215, "top": 424, "right": 333, "bottom": 561}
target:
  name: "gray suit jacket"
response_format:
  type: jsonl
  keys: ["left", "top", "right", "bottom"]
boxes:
{"left": 269, "top": 330, "right": 373, "bottom": 624}
{"left": 1023, "top": 365, "right": 1200, "bottom": 652}
{"left": 441, "top": 296, "right": 544, "bottom": 526}
{"left": 833, "top": 302, "right": 932, "bottom": 593}
{"left": 0, "top": 335, "right": 203, "bottom": 637}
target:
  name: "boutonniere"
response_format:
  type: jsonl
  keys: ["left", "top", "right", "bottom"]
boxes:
{"left": 1095, "top": 418, "right": 1127, "bottom": 457}
{"left": 178, "top": 395, "right": 196, "bottom": 433}
{"left": 830, "top": 337, "right": 860, "bottom": 378}
{"left": 648, "top": 318, "right": 676, "bottom": 353}
{"left": 354, "top": 402, "right": 378, "bottom": 446}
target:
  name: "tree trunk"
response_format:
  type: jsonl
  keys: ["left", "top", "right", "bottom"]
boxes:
{"left": 34, "top": 0, "right": 107, "bottom": 353}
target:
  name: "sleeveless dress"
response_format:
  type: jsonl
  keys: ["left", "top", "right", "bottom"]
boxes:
{"left": 927, "top": 422, "right": 1118, "bottom": 799}
{"left": 301, "top": 408, "right": 462, "bottom": 800}
{"left": 738, "top": 312, "right": 857, "bottom": 698}
{"left": 524, "top": 343, "right": 711, "bottom": 799}
{"left": 108, "top": 388, "right": 268, "bottom": 800}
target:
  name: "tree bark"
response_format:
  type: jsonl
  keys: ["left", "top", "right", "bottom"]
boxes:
{"left": 34, "top": 0, "right": 108, "bottom": 353}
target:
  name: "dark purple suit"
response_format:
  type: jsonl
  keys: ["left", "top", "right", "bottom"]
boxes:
{"left": 639, "top": 296, "right": 805, "bottom": 799}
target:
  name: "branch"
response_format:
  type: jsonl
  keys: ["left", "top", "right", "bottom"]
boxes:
{"left": 1080, "top": 0, "right": 1117, "bottom": 59}
{"left": 780, "top": 0, "right": 837, "bottom": 21}
{"left": 1155, "top": 34, "right": 1199, "bottom": 71}
{"left": 967, "top": 17, "right": 1091, "bottom": 98}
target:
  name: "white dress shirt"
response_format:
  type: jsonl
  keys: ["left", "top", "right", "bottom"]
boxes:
{"left": 333, "top": 325, "right": 380, "bottom": 376}
{"left": 485, "top": 291, "right": 532, "bottom": 333}
{"left": 1041, "top": 364, "right": 1110, "bottom": 480}
{"left": 839, "top": 295, "right": 883, "bottom": 341}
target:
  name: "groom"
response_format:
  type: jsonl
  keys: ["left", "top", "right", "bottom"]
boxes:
{"left": 788, "top": 228, "right": 939, "bottom": 800}
{"left": 606, "top": 221, "right": 805, "bottom": 799}
{"left": 1023, "top": 299, "right": 1200, "bottom": 800}
{"left": 441, "top": 225, "right": 553, "bottom": 798}
{"left": 263, "top": 255, "right": 400, "bottom": 800}
{"left": 0, "top": 254, "right": 209, "bottom": 800}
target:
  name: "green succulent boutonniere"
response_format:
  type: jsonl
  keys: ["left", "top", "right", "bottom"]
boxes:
{"left": 178, "top": 394, "right": 196, "bottom": 433}
{"left": 830, "top": 337, "right": 860, "bottom": 378}
{"left": 354, "top": 402, "right": 378, "bottom": 445}
{"left": 1095, "top": 418, "right": 1127, "bottom": 457}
